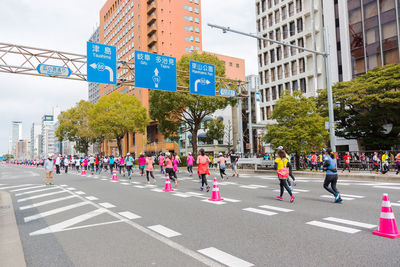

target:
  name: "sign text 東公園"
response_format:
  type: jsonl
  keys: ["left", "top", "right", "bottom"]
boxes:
{"left": 189, "top": 60, "right": 215, "bottom": 97}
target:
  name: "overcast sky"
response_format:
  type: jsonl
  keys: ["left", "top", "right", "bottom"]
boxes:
{"left": 0, "top": 0, "right": 257, "bottom": 155}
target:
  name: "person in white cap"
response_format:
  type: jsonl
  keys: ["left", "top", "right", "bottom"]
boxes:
{"left": 44, "top": 154, "right": 55, "bottom": 185}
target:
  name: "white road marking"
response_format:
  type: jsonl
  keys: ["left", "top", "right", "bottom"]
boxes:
{"left": 306, "top": 221, "right": 361, "bottom": 234}
{"left": 173, "top": 193, "right": 191, "bottom": 198}
{"left": 30, "top": 208, "right": 110, "bottom": 236}
{"left": 17, "top": 190, "right": 67, "bottom": 202}
{"left": 0, "top": 184, "right": 32, "bottom": 190}
{"left": 147, "top": 225, "right": 181, "bottom": 238}
{"left": 243, "top": 208, "right": 277, "bottom": 216}
{"left": 66, "top": 187, "right": 76, "bottom": 190}
{"left": 132, "top": 181, "right": 141, "bottom": 184}
{"left": 134, "top": 185, "right": 146, "bottom": 188}
{"left": 120, "top": 183, "right": 130, "bottom": 185}
{"left": 19, "top": 195, "right": 77, "bottom": 210}
{"left": 118, "top": 211, "right": 141, "bottom": 220}
{"left": 24, "top": 201, "right": 90, "bottom": 222}
{"left": 85, "top": 196, "right": 98, "bottom": 201}
{"left": 323, "top": 217, "right": 376, "bottom": 229}
{"left": 240, "top": 184, "right": 267, "bottom": 189}
{"left": 259, "top": 205, "right": 293, "bottom": 213}
{"left": 341, "top": 194, "right": 365, "bottom": 198}
{"left": 10, "top": 185, "right": 45, "bottom": 192}
{"left": 373, "top": 186, "right": 400, "bottom": 190}
{"left": 320, "top": 195, "right": 355, "bottom": 201}
{"left": 222, "top": 197, "right": 241, "bottom": 203}
{"left": 201, "top": 199, "right": 226, "bottom": 205}
{"left": 101, "top": 179, "right": 107, "bottom": 181}
{"left": 390, "top": 203, "right": 400, "bottom": 206}
{"left": 15, "top": 187, "right": 58, "bottom": 196}
{"left": 292, "top": 188, "right": 310, "bottom": 192}
{"left": 98, "top": 202, "right": 116, "bottom": 208}
{"left": 151, "top": 188, "right": 163, "bottom": 192}
{"left": 60, "top": 185, "right": 68, "bottom": 187}
{"left": 198, "top": 247, "right": 254, "bottom": 267}
{"left": 186, "top": 192, "right": 204, "bottom": 196}
{"left": 74, "top": 191, "right": 86, "bottom": 195}
{"left": 273, "top": 190, "right": 300, "bottom": 194}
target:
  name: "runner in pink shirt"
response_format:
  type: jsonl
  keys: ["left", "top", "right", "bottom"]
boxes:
{"left": 187, "top": 152, "right": 194, "bottom": 176}
{"left": 217, "top": 153, "right": 227, "bottom": 179}
{"left": 158, "top": 153, "right": 165, "bottom": 174}
{"left": 145, "top": 154, "right": 156, "bottom": 184}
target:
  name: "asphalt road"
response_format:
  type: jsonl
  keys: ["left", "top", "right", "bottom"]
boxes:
{"left": 1, "top": 163, "right": 400, "bottom": 267}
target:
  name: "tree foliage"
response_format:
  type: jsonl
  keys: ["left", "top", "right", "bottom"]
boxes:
{"left": 55, "top": 100, "right": 95, "bottom": 155}
{"left": 264, "top": 91, "right": 328, "bottom": 168}
{"left": 2, "top": 154, "right": 14, "bottom": 160}
{"left": 89, "top": 92, "right": 149, "bottom": 156}
{"left": 149, "top": 52, "right": 235, "bottom": 156}
{"left": 204, "top": 118, "right": 225, "bottom": 143}
{"left": 315, "top": 64, "right": 400, "bottom": 150}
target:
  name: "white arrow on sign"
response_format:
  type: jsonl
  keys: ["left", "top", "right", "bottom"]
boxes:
{"left": 90, "top": 63, "right": 114, "bottom": 82}
{"left": 194, "top": 78, "right": 210, "bottom": 92}
{"left": 152, "top": 68, "right": 160, "bottom": 88}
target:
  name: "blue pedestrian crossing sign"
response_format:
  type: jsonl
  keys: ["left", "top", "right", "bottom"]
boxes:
{"left": 87, "top": 42, "right": 117, "bottom": 85}
{"left": 189, "top": 61, "right": 215, "bottom": 97}
{"left": 134, "top": 51, "right": 177, "bottom": 92}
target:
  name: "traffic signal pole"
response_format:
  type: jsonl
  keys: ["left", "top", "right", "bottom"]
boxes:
{"left": 208, "top": 23, "right": 337, "bottom": 152}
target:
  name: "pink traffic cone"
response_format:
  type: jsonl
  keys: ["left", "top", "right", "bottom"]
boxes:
{"left": 112, "top": 169, "right": 118, "bottom": 181}
{"left": 373, "top": 193, "right": 400, "bottom": 239}
{"left": 163, "top": 174, "right": 174, "bottom": 192}
{"left": 81, "top": 168, "right": 86, "bottom": 176}
{"left": 209, "top": 177, "right": 224, "bottom": 201}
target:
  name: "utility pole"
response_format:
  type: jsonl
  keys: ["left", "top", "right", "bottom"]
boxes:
{"left": 237, "top": 80, "right": 244, "bottom": 155}
{"left": 208, "top": 23, "right": 337, "bottom": 152}
{"left": 247, "top": 82, "right": 253, "bottom": 155}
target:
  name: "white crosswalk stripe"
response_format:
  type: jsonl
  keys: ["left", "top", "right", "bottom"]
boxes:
{"left": 259, "top": 205, "right": 293, "bottom": 213}
{"left": 148, "top": 225, "right": 181, "bottom": 238}
{"left": 10, "top": 185, "right": 45, "bottom": 192}
{"left": 323, "top": 217, "right": 376, "bottom": 229}
{"left": 320, "top": 195, "right": 355, "bottom": 201}
{"left": 17, "top": 190, "right": 67, "bottom": 202}
{"left": 15, "top": 187, "right": 58, "bottom": 196}
{"left": 0, "top": 184, "right": 32, "bottom": 190}
{"left": 19, "top": 195, "right": 78, "bottom": 210}
{"left": 243, "top": 207, "right": 277, "bottom": 216}
{"left": 198, "top": 247, "right": 254, "bottom": 267}
{"left": 24, "top": 201, "right": 90, "bottom": 222}
{"left": 306, "top": 221, "right": 361, "bottom": 234}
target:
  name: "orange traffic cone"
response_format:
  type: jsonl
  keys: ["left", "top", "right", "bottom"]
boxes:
{"left": 373, "top": 193, "right": 400, "bottom": 239}
{"left": 208, "top": 177, "right": 224, "bottom": 201}
{"left": 81, "top": 168, "right": 86, "bottom": 176}
{"left": 163, "top": 174, "right": 174, "bottom": 192}
{"left": 112, "top": 169, "right": 118, "bottom": 181}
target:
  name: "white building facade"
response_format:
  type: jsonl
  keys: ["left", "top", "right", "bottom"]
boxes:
{"left": 10, "top": 121, "right": 22, "bottom": 157}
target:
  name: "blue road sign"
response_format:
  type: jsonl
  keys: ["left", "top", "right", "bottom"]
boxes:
{"left": 189, "top": 61, "right": 215, "bottom": 97}
{"left": 219, "top": 88, "right": 237, "bottom": 97}
{"left": 37, "top": 64, "right": 71, "bottom": 77}
{"left": 0, "top": 157, "right": 6, "bottom": 160}
{"left": 87, "top": 42, "right": 116, "bottom": 85}
{"left": 134, "top": 50, "right": 177, "bottom": 92}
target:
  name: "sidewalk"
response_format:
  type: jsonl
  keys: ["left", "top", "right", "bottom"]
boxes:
{"left": 0, "top": 191, "right": 26, "bottom": 267}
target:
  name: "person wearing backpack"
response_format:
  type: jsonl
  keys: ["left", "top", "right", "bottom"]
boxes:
{"left": 274, "top": 148, "right": 294, "bottom": 202}
{"left": 323, "top": 148, "right": 342, "bottom": 203}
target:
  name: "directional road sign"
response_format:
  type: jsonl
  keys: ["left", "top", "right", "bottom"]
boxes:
{"left": 189, "top": 61, "right": 215, "bottom": 97}
{"left": 87, "top": 42, "right": 116, "bottom": 85}
{"left": 219, "top": 88, "right": 237, "bottom": 97}
{"left": 37, "top": 64, "right": 71, "bottom": 77}
{"left": 134, "top": 50, "right": 177, "bottom": 92}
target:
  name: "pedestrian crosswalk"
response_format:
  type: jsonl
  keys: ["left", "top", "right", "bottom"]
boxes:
{"left": 320, "top": 193, "right": 365, "bottom": 201}
{"left": 243, "top": 204, "right": 294, "bottom": 216}
{"left": 306, "top": 217, "right": 376, "bottom": 234}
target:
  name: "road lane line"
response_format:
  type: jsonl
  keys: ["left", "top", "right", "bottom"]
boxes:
{"left": 373, "top": 186, "right": 400, "bottom": 190}
{"left": 74, "top": 191, "right": 86, "bottom": 195}
{"left": 259, "top": 205, "right": 293, "bottom": 212}
{"left": 173, "top": 193, "right": 191, "bottom": 198}
{"left": 198, "top": 247, "right": 254, "bottom": 267}
{"left": 134, "top": 185, "right": 146, "bottom": 188}
{"left": 66, "top": 187, "right": 76, "bottom": 190}
{"left": 98, "top": 202, "right": 116, "bottom": 208}
{"left": 222, "top": 197, "right": 241, "bottom": 203}
{"left": 19, "top": 195, "right": 77, "bottom": 210}
{"left": 306, "top": 221, "right": 361, "bottom": 234}
{"left": 17, "top": 190, "right": 67, "bottom": 202}
{"left": 390, "top": 203, "right": 400, "bottom": 206}
{"left": 243, "top": 208, "right": 277, "bottom": 216}
{"left": 118, "top": 211, "right": 141, "bottom": 220}
{"left": 15, "top": 187, "right": 58, "bottom": 196}
{"left": 24, "top": 201, "right": 90, "bottom": 222}
{"left": 292, "top": 188, "right": 310, "bottom": 192}
{"left": 151, "top": 188, "right": 163, "bottom": 192}
{"left": 85, "top": 196, "right": 98, "bottom": 201}
{"left": 323, "top": 217, "right": 376, "bottom": 229}
{"left": 202, "top": 199, "right": 226, "bottom": 205}
{"left": 0, "top": 184, "right": 32, "bottom": 190}
{"left": 10, "top": 185, "right": 45, "bottom": 192}
{"left": 341, "top": 194, "right": 365, "bottom": 198}
{"left": 148, "top": 225, "right": 181, "bottom": 238}
{"left": 320, "top": 195, "right": 355, "bottom": 201}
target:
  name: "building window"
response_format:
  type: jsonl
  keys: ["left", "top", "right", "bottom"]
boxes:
{"left": 297, "top": 18, "right": 303, "bottom": 33}
{"left": 289, "top": 21, "right": 295, "bottom": 36}
{"left": 272, "top": 86, "right": 277, "bottom": 100}
{"left": 258, "top": 54, "right": 263, "bottom": 67}
{"left": 278, "top": 84, "right": 283, "bottom": 98}
{"left": 276, "top": 46, "right": 282, "bottom": 60}
{"left": 268, "top": 0, "right": 272, "bottom": 9}
{"left": 300, "top": 78, "right": 306, "bottom": 93}
{"left": 275, "top": 10, "right": 280, "bottom": 23}
{"left": 283, "top": 45, "right": 289, "bottom": 58}
{"left": 270, "top": 49, "right": 275, "bottom": 63}
{"left": 229, "top": 62, "right": 233, "bottom": 66}
{"left": 285, "top": 82, "right": 290, "bottom": 92}
{"left": 276, "top": 28, "right": 281, "bottom": 41}
{"left": 261, "top": 107, "right": 265, "bottom": 121}
{"left": 256, "top": 2, "right": 260, "bottom": 15}
{"left": 282, "top": 6, "right": 287, "bottom": 20}
{"left": 194, "top": 0, "right": 199, "bottom": 4}
{"left": 268, "top": 13, "right": 273, "bottom": 27}
{"left": 298, "top": 37, "right": 304, "bottom": 52}
{"left": 290, "top": 41, "right": 296, "bottom": 56}
{"left": 296, "top": 0, "right": 302, "bottom": 12}
{"left": 262, "top": 16, "right": 267, "bottom": 30}
{"left": 267, "top": 106, "right": 271, "bottom": 119}
{"left": 291, "top": 60, "right": 297, "bottom": 75}
{"left": 284, "top": 63, "right": 289, "bottom": 77}
{"left": 266, "top": 88, "right": 271, "bottom": 101}
{"left": 184, "top": 16, "right": 193, "bottom": 21}
{"left": 195, "top": 26, "right": 200, "bottom": 33}
{"left": 194, "top": 8, "right": 199, "bottom": 14}
{"left": 271, "top": 67, "right": 275, "bottom": 81}
{"left": 259, "top": 72, "right": 264, "bottom": 85}
{"left": 283, "top": 24, "right": 288, "bottom": 39}
{"left": 195, "top": 37, "right": 200, "bottom": 43}
{"left": 261, "top": 0, "right": 266, "bottom": 12}
{"left": 194, "top": 17, "right": 200, "bottom": 23}
{"left": 289, "top": 2, "right": 294, "bottom": 16}
{"left": 299, "top": 58, "right": 305, "bottom": 73}
{"left": 277, "top": 65, "right": 282, "bottom": 79}
{"left": 236, "top": 63, "right": 240, "bottom": 68}
{"left": 264, "top": 51, "right": 268, "bottom": 65}
{"left": 292, "top": 80, "right": 298, "bottom": 91}
{"left": 185, "top": 26, "right": 193, "bottom": 32}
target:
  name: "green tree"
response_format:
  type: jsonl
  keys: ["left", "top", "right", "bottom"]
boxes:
{"left": 315, "top": 64, "right": 400, "bottom": 150}
{"left": 89, "top": 92, "right": 149, "bottom": 156}
{"left": 264, "top": 91, "right": 328, "bottom": 168}
{"left": 149, "top": 52, "right": 236, "bottom": 156}
{"left": 56, "top": 100, "right": 95, "bottom": 155}
{"left": 1, "top": 154, "right": 13, "bottom": 160}
{"left": 204, "top": 118, "right": 225, "bottom": 143}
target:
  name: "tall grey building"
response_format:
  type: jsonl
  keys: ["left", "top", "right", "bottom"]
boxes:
{"left": 30, "top": 123, "right": 41, "bottom": 159}
{"left": 88, "top": 27, "right": 100, "bottom": 104}
{"left": 10, "top": 121, "right": 22, "bottom": 157}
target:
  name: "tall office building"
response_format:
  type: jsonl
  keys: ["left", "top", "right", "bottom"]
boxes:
{"left": 30, "top": 123, "right": 41, "bottom": 159}
{"left": 10, "top": 121, "right": 22, "bottom": 157}
{"left": 324, "top": 0, "right": 400, "bottom": 83}
{"left": 255, "top": 0, "right": 326, "bottom": 152}
{"left": 88, "top": 27, "right": 101, "bottom": 104}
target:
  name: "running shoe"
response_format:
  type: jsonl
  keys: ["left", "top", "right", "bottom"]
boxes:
{"left": 50, "top": 183, "right": 53, "bottom": 185}
{"left": 45, "top": 182, "right": 48, "bottom": 185}
{"left": 206, "top": 185, "right": 210, "bottom": 192}
{"left": 293, "top": 181, "right": 296, "bottom": 186}
{"left": 276, "top": 196, "right": 283, "bottom": 201}
{"left": 200, "top": 187, "right": 204, "bottom": 191}
{"left": 290, "top": 195, "right": 295, "bottom": 203}
{"left": 174, "top": 182, "right": 178, "bottom": 187}
{"left": 336, "top": 198, "right": 343, "bottom": 203}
